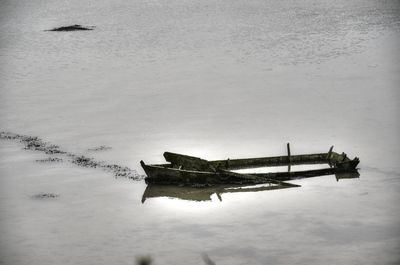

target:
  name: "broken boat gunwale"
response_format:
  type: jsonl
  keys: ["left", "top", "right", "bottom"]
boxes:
{"left": 140, "top": 160, "right": 294, "bottom": 186}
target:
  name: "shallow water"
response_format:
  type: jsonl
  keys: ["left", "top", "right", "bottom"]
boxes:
{"left": 1, "top": 0, "right": 400, "bottom": 264}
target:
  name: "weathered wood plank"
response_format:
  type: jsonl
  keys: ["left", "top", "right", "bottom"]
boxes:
{"left": 163, "top": 152, "right": 216, "bottom": 172}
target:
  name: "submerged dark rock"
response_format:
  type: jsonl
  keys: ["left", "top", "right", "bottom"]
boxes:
{"left": 135, "top": 256, "right": 153, "bottom": 265}
{"left": 47, "top": 24, "right": 94, "bottom": 31}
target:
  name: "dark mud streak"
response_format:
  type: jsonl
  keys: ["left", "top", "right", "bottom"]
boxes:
{"left": 36, "top": 157, "right": 63, "bottom": 163}
{"left": 0, "top": 131, "right": 144, "bottom": 180}
{"left": 88, "top": 145, "right": 112, "bottom": 151}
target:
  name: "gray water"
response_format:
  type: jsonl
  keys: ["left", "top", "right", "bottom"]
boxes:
{"left": 1, "top": 0, "right": 400, "bottom": 264}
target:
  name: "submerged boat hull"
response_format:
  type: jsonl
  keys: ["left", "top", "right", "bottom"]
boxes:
{"left": 141, "top": 147, "right": 359, "bottom": 186}
{"left": 140, "top": 161, "right": 273, "bottom": 185}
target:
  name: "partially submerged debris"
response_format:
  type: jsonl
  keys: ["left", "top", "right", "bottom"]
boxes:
{"left": 135, "top": 256, "right": 153, "bottom": 265}
{"left": 335, "top": 171, "right": 360, "bottom": 181}
{"left": 202, "top": 254, "right": 216, "bottom": 265}
{"left": 141, "top": 144, "right": 360, "bottom": 187}
{"left": 31, "top": 193, "right": 59, "bottom": 199}
{"left": 46, "top": 24, "right": 94, "bottom": 31}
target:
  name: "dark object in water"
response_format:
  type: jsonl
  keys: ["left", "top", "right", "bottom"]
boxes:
{"left": 31, "top": 193, "right": 59, "bottom": 199}
{"left": 135, "top": 256, "right": 153, "bottom": 265}
{"left": 202, "top": 254, "right": 216, "bottom": 265}
{"left": 335, "top": 171, "right": 360, "bottom": 181}
{"left": 140, "top": 144, "right": 359, "bottom": 186}
{"left": 47, "top": 24, "right": 94, "bottom": 31}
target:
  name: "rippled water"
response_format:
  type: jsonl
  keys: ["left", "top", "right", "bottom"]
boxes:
{"left": 1, "top": 0, "right": 399, "bottom": 264}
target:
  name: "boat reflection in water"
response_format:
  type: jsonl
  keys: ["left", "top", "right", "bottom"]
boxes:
{"left": 141, "top": 183, "right": 291, "bottom": 203}
{"left": 141, "top": 171, "right": 359, "bottom": 203}
{"left": 335, "top": 171, "right": 360, "bottom": 181}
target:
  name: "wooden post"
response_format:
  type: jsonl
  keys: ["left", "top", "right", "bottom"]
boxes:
{"left": 287, "top": 143, "right": 291, "bottom": 172}
{"left": 327, "top": 145, "right": 334, "bottom": 167}
{"left": 226, "top": 158, "right": 230, "bottom": 168}
{"left": 327, "top": 146, "right": 334, "bottom": 159}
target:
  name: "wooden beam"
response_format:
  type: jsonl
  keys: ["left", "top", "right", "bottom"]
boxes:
{"left": 287, "top": 143, "right": 291, "bottom": 172}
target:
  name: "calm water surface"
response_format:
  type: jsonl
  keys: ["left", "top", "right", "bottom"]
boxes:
{"left": 1, "top": 0, "right": 399, "bottom": 264}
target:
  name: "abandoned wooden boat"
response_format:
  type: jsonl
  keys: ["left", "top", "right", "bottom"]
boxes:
{"left": 140, "top": 144, "right": 359, "bottom": 186}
